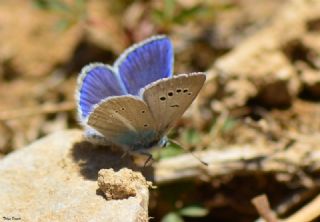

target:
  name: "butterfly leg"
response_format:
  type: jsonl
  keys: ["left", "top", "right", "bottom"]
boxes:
{"left": 137, "top": 151, "right": 153, "bottom": 167}
{"left": 121, "top": 150, "right": 129, "bottom": 159}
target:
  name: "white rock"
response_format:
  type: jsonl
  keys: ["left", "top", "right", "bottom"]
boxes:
{"left": 0, "top": 130, "right": 149, "bottom": 222}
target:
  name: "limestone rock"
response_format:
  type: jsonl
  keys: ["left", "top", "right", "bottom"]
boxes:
{"left": 0, "top": 129, "right": 149, "bottom": 222}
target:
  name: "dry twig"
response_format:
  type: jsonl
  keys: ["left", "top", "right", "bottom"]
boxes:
{"left": 282, "top": 193, "right": 320, "bottom": 222}
{"left": 252, "top": 194, "right": 279, "bottom": 222}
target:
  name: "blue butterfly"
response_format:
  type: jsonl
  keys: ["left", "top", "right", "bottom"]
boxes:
{"left": 76, "top": 35, "right": 205, "bottom": 160}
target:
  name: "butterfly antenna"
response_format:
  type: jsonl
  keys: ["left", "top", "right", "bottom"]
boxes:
{"left": 169, "top": 139, "right": 208, "bottom": 166}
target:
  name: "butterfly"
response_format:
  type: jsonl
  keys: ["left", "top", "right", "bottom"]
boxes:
{"left": 76, "top": 35, "right": 206, "bottom": 161}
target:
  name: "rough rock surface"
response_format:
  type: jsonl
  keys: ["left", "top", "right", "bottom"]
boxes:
{"left": 0, "top": 130, "right": 149, "bottom": 222}
{"left": 98, "top": 168, "right": 153, "bottom": 201}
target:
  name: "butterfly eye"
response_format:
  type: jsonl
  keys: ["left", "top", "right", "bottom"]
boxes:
{"left": 160, "top": 96, "right": 166, "bottom": 101}
{"left": 144, "top": 124, "right": 148, "bottom": 127}
{"left": 168, "top": 91, "right": 173, "bottom": 96}
{"left": 183, "top": 88, "right": 189, "bottom": 93}
{"left": 141, "top": 110, "right": 145, "bottom": 113}
{"left": 121, "top": 107, "right": 125, "bottom": 110}
{"left": 176, "top": 88, "right": 182, "bottom": 93}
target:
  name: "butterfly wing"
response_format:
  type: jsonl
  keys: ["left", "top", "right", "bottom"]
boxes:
{"left": 83, "top": 125, "right": 112, "bottom": 146}
{"left": 141, "top": 73, "right": 206, "bottom": 134}
{"left": 76, "top": 63, "right": 126, "bottom": 122}
{"left": 87, "top": 95, "right": 159, "bottom": 150}
{"left": 115, "top": 35, "right": 173, "bottom": 95}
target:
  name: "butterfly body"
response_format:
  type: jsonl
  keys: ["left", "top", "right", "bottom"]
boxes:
{"left": 76, "top": 35, "right": 205, "bottom": 154}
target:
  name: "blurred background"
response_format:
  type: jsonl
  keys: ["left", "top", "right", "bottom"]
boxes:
{"left": 1, "top": 0, "right": 320, "bottom": 221}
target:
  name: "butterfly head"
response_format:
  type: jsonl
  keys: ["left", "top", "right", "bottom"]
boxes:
{"left": 158, "top": 136, "right": 168, "bottom": 148}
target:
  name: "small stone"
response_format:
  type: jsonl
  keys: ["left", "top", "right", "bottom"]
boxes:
{"left": 98, "top": 168, "right": 153, "bottom": 200}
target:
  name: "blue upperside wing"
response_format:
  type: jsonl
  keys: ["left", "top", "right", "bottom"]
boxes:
{"left": 115, "top": 35, "right": 173, "bottom": 95}
{"left": 76, "top": 63, "right": 126, "bottom": 121}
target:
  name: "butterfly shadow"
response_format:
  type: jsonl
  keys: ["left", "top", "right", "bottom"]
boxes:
{"left": 70, "top": 141, "right": 155, "bottom": 182}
